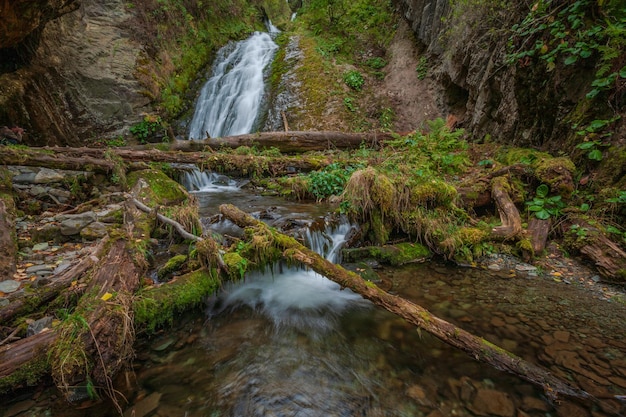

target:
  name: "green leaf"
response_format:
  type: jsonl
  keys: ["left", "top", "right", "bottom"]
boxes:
{"left": 535, "top": 210, "right": 551, "bottom": 220}
{"left": 588, "top": 149, "right": 603, "bottom": 160}
{"left": 580, "top": 203, "right": 590, "bottom": 211}
{"left": 620, "top": 66, "right": 626, "bottom": 78}
{"left": 606, "top": 226, "right": 621, "bottom": 234}
{"left": 576, "top": 141, "right": 596, "bottom": 150}
{"left": 536, "top": 184, "right": 549, "bottom": 198}
{"left": 528, "top": 205, "right": 544, "bottom": 212}
{"left": 564, "top": 55, "right": 578, "bottom": 65}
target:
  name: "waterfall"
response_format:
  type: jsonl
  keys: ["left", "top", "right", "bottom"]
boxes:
{"left": 181, "top": 169, "right": 240, "bottom": 192}
{"left": 188, "top": 32, "right": 279, "bottom": 140}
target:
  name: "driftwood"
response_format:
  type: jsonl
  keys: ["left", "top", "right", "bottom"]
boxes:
{"left": 129, "top": 195, "right": 227, "bottom": 272}
{"left": 171, "top": 131, "right": 394, "bottom": 153}
{"left": 219, "top": 203, "right": 592, "bottom": 403}
{"left": 491, "top": 176, "right": 523, "bottom": 238}
{"left": 0, "top": 237, "right": 109, "bottom": 325}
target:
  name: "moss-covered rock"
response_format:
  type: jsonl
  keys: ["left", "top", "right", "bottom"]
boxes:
{"left": 127, "top": 169, "right": 189, "bottom": 206}
{"left": 157, "top": 254, "right": 188, "bottom": 281}
{"left": 342, "top": 242, "right": 431, "bottom": 266}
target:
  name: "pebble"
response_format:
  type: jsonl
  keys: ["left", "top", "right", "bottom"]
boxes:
{"left": 32, "top": 242, "right": 49, "bottom": 251}
{"left": 0, "top": 280, "right": 21, "bottom": 293}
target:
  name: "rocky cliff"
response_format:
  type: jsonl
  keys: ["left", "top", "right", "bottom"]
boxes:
{"left": 396, "top": 0, "right": 616, "bottom": 151}
{"left": 0, "top": 0, "right": 149, "bottom": 146}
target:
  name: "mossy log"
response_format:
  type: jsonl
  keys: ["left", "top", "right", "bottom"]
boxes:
{"left": 170, "top": 131, "right": 395, "bottom": 153}
{"left": 3, "top": 146, "right": 330, "bottom": 177}
{"left": 0, "top": 237, "right": 109, "bottom": 325}
{"left": 0, "top": 178, "right": 17, "bottom": 280}
{"left": 219, "top": 203, "right": 592, "bottom": 403}
{"left": 0, "top": 330, "right": 57, "bottom": 393}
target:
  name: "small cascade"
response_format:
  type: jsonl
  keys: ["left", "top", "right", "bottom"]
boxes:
{"left": 181, "top": 169, "right": 240, "bottom": 193}
{"left": 207, "top": 218, "right": 368, "bottom": 333}
{"left": 188, "top": 31, "right": 279, "bottom": 140}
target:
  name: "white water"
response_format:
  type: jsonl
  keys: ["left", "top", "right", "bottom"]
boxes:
{"left": 207, "top": 218, "right": 369, "bottom": 333}
{"left": 181, "top": 169, "right": 240, "bottom": 192}
{"left": 188, "top": 32, "right": 278, "bottom": 139}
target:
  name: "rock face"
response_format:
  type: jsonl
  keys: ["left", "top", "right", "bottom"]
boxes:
{"left": 0, "top": 0, "right": 150, "bottom": 145}
{"left": 397, "top": 0, "right": 593, "bottom": 148}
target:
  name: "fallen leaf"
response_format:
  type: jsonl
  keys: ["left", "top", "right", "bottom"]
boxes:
{"left": 101, "top": 292, "right": 113, "bottom": 301}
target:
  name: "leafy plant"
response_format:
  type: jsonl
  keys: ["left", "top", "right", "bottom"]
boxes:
{"left": 416, "top": 56, "right": 428, "bottom": 80}
{"left": 129, "top": 115, "right": 164, "bottom": 143}
{"left": 106, "top": 136, "right": 126, "bottom": 147}
{"left": 379, "top": 107, "right": 394, "bottom": 130}
{"left": 343, "top": 70, "right": 364, "bottom": 91}
{"left": 307, "top": 163, "right": 362, "bottom": 200}
{"left": 344, "top": 97, "right": 357, "bottom": 112}
{"left": 606, "top": 190, "right": 626, "bottom": 204}
{"left": 526, "top": 184, "right": 566, "bottom": 220}
{"left": 366, "top": 57, "right": 387, "bottom": 70}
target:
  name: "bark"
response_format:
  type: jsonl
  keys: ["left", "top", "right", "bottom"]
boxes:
{"left": 0, "top": 330, "right": 57, "bottom": 380}
{"left": 491, "top": 176, "right": 523, "bottom": 239}
{"left": 0, "top": 195, "right": 17, "bottom": 281}
{"left": 0, "top": 146, "right": 116, "bottom": 173}
{"left": 220, "top": 203, "right": 592, "bottom": 403}
{"left": 0, "top": 237, "right": 109, "bottom": 325}
{"left": 169, "top": 131, "right": 394, "bottom": 153}
{"left": 567, "top": 218, "right": 626, "bottom": 283}
{"left": 528, "top": 217, "right": 550, "bottom": 254}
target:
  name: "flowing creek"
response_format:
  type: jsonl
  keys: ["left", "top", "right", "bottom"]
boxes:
{"left": 3, "top": 27, "right": 626, "bottom": 417}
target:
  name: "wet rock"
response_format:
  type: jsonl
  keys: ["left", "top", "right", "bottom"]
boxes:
{"left": 27, "top": 316, "right": 54, "bottom": 336}
{"left": 34, "top": 168, "right": 65, "bottom": 184}
{"left": 123, "top": 392, "right": 162, "bottom": 417}
{"left": 556, "top": 402, "right": 590, "bottom": 417}
{"left": 32, "top": 242, "right": 50, "bottom": 251}
{"left": 487, "top": 263, "right": 502, "bottom": 271}
{"left": 0, "top": 280, "right": 21, "bottom": 293}
{"left": 521, "top": 395, "right": 551, "bottom": 412}
{"left": 3, "top": 399, "right": 36, "bottom": 417}
{"left": 553, "top": 330, "right": 570, "bottom": 343}
{"left": 25, "top": 264, "right": 54, "bottom": 275}
{"left": 406, "top": 384, "right": 432, "bottom": 406}
{"left": 58, "top": 212, "right": 96, "bottom": 235}
{"left": 470, "top": 389, "right": 515, "bottom": 417}
{"left": 490, "top": 316, "right": 506, "bottom": 327}
{"left": 80, "top": 221, "right": 108, "bottom": 240}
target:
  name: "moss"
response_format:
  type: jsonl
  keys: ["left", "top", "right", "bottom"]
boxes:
{"left": 127, "top": 169, "right": 188, "bottom": 206}
{"left": 157, "top": 254, "right": 188, "bottom": 280}
{"left": 223, "top": 252, "right": 249, "bottom": 280}
{"left": 534, "top": 156, "right": 576, "bottom": 197}
{"left": 0, "top": 355, "right": 50, "bottom": 394}
{"left": 497, "top": 147, "right": 552, "bottom": 166}
{"left": 343, "top": 242, "right": 430, "bottom": 265}
{"left": 369, "top": 210, "right": 390, "bottom": 245}
{"left": 134, "top": 269, "right": 221, "bottom": 333}
{"left": 410, "top": 179, "right": 458, "bottom": 208}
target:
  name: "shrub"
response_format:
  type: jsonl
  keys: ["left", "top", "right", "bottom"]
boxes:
{"left": 343, "top": 70, "right": 364, "bottom": 91}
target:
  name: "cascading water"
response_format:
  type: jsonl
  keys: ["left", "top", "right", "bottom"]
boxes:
{"left": 207, "top": 218, "right": 369, "bottom": 333}
{"left": 187, "top": 31, "right": 279, "bottom": 139}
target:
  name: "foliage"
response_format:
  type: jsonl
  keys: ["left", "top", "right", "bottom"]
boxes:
{"left": 306, "top": 162, "right": 363, "bottom": 200}
{"left": 379, "top": 107, "right": 394, "bottom": 130}
{"left": 129, "top": 115, "right": 165, "bottom": 143}
{"left": 416, "top": 56, "right": 428, "bottom": 80}
{"left": 344, "top": 97, "right": 357, "bottom": 112}
{"left": 526, "top": 184, "right": 566, "bottom": 220}
{"left": 507, "top": 0, "right": 626, "bottom": 103}
{"left": 573, "top": 116, "right": 620, "bottom": 160}
{"left": 366, "top": 57, "right": 387, "bottom": 70}
{"left": 343, "top": 70, "right": 365, "bottom": 91}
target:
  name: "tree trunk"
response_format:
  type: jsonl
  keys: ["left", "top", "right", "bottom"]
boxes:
{"left": 528, "top": 217, "right": 550, "bottom": 254}
{"left": 170, "top": 131, "right": 394, "bottom": 153}
{"left": 0, "top": 237, "right": 109, "bottom": 325}
{"left": 219, "top": 203, "right": 592, "bottom": 403}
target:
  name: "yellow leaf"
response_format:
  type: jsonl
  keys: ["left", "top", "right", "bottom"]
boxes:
{"left": 101, "top": 292, "right": 113, "bottom": 301}
{"left": 551, "top": 271, "right": 562, "bottom": 277}
{"left": 71, "top": 281, "right": 78, "bottom": 287}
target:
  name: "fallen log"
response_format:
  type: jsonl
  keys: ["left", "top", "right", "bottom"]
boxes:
{"left": 0, "top": 330, "right": 57, "bottom": 393}
{"left": 172, "top": 131, "right": 394, "bottom": 153}
{"left": 0, "top": 146, "right": 116, "bottom": 173}
{"left": 219, "top": 203, "right": 592, "bottom": 403}
{"left": 0, "top": 167, "right": 17, "bottom": 280}
{"left": 0, "top": 237, "right": 109, "bottom": 325}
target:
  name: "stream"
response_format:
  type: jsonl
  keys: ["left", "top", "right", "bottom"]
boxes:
{"left": 3, "top": 28, "right": 625, "bottom": 417}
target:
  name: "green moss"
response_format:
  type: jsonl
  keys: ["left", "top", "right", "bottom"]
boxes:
{"left": 343, "top": 242, "right": 431, "bottom": 265}
{"left": 223, "top": 252, "right": 249, "bottom": 280}
{"left": 134, "top": 269, "right": 221, "bottom": 333}
{"left": 127, "top": 169, "right": 188, "bottom": 206}
{"left": 410, "top": 179, "right": 458, "bottom": 208}
{"left": 157, "top": 254, "right": 188, "bottom": 280}
{"left": 0, "top": 355, "right": 50, "bottom": 394}
{"left": 534, "top": 156, "right": 576, "bottom": 196}
{"left": 497, "top": 147, "right": 552, "bottom": 166}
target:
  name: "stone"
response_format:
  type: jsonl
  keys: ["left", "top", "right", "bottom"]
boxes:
{"left": 490, "top": 316, "right": 506, "bottom": 327}
{"left": 553, "top": 330, "right": 570, "bottom": 343}
{"left": 27, "top": 316, "right": 54, "bottom": 336}
{"left": 487, "top": 263, "right": 502, "bottom": 271}
{"left": 123, "top": 392, "right": 162, "bottom": 417}
{"left": 54, "top": 261, "right": 73, "bottom": 274}
{"left": 556, "top": 402, "right": 590, "bottom": 417}
{"left": 0, "top": 298, "right": 9, "bottom": 307}
{"left": 25, "top": 264, "right": 54, "bottom": 274}
{"left": 58, "top": 212, "right": 96, "bottom": 235}
{"left": 34, "top": 168, "right": 65, "bottom": 184}
{"left": 0, "top": 280, "right": 21, "bottom": 293}
{"left": 32, "top": 242, "right": 50, "bottom": 251}
{"left": 3, "top": 399, "right": 36, "bottom": 417}
{"left": 470, "top": 389, "right": 515, "bottom": 417}
{"left": 80, "top": 221, "right": 109, "bottom": 240}
{"left": 521, "top": 395, "right": 551, "bottom": 412}
{"left": 31, "top": 223, "right": 62, "bottom": 243}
